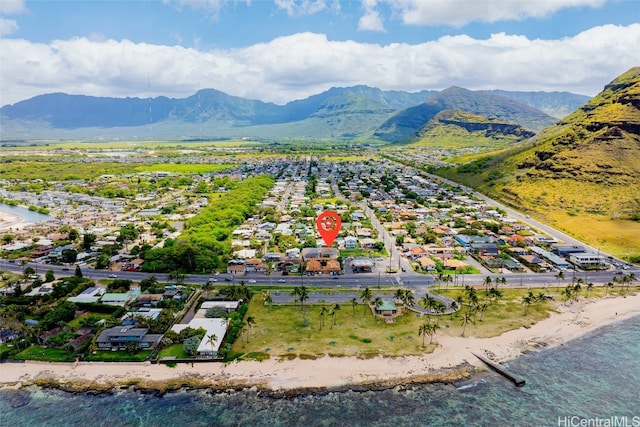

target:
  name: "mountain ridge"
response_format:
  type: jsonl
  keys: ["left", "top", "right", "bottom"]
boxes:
{"left": 1, "top": 85, "right": 584, "bottom": 141}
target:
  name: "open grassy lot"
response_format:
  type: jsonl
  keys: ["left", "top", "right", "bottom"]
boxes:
{"left": 233, "top": 293, "right": 433, "bottom": 360}
{"left": 433, "top": 287, "right": 555, "bottom": 338}
{"left": 158, "top": 343, "right": 189, "bottom": 359}
{"left": 230, "top": 285, "right": 586, "bottom": 360}
{"left": 11, "top": 345, "right": 76, "bottom": 362}
{"left": 85, "top": 350, "right": 152, "bottom": 362}
{"left": 67, "top": 312, "right": 113, "bottom": 329}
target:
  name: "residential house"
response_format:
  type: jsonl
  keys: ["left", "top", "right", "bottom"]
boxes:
{"left": 96, "top": 325, "right": 162, "bottom": 350}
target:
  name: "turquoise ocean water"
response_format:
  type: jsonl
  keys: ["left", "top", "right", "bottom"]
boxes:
{"left": 2, "top": 315, "right": 639, "bottom": 427}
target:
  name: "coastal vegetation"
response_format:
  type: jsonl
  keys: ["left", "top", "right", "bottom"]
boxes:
{"left": 227, "top": 286, "right": 567, "bottom": 360}
{"left": 140, "top": 174, "right": 275, "bottom": 273}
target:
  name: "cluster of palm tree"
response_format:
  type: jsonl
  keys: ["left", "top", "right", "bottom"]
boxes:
{"left": 318, "top": 304, "right": 341, "bottom": 331}
{"left": 418, "top": 322, "right": 440, "bottom": 346}
{"left": 561, "top": 281, "right": 583, "bottom": 303}
{"left": 419, "top": 294, "right": 446, "bottom": 324}
{"left": 483, "top": 276, "right": 507, "bottom": 292}
{"left": 521, "top": 291, "right": 549, "bottom": 315}
{"left": 612, "top": 273, "right": 637, "bottom": 293}
{"left": 435, "top": 273, "right": 453, "bottom": 289}
{"left": 290, "top": 285, "right": 309, "bottom": 309}
{"left": 452, "top": 285, "right": 504, "bottom": 336}
{"left": 393, "top": 288, "right": 415, "bottom": 307}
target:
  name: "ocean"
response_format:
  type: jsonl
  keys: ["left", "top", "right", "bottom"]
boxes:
{"left": 2, "top": 315, "right": 639, "bottom": 427}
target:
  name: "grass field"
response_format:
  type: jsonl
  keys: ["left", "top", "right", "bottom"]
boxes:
{"left": 85, "top": 350, "right": 152, "bottom": 362}
{"left": 231, "top": 286, "right": 570, "bottom": 360}
{"left": 12, "top": 345, "right": 76, "bottom": 362}
{"left": 158, "top": 343, "right": 189, "bottom": 359}
{"left": 67, "top": 312, "right": 113, "bottom": 329}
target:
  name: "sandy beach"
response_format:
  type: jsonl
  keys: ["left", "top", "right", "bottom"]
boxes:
{"left": 1, "top": 292, "right": 639, "bottom": 393}
{"left": 0, "top": 211, "right": 25, "bottom": 231}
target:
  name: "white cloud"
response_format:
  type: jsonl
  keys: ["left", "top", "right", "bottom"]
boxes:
{"left": 0, "top": 17, "right": 18, "bottom": 36}
{"left": 374, "top": 0, "right": 608, "bottom": 26}
{"left": 359, "top": 0, "right": 386, "bottom": 32}
{"left": 1, "top": 24, "right": 639, "bottom": 106}
{"left": 163, "top": 0, "right": 250, "bottom": 19}
{"left": 274, "top": 0, "right": 338, "bottom": 16}
{"left": 0, "top": 0, "right": 27, "bottom": 15}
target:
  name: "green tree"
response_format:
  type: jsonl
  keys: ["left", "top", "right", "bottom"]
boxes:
{"left": 82, "top": 233, "right": 96, "bottom": 250}
{"left": 418, "top": 322, "right": 430, "bottom": 347}
{"left": 331, "top": 304, "right": 341, "bottom": 328}
{"left": 245, "top": 316, "right": 256, "bottom": 342}
{"left": 460, "top": 312, "right": 472, "bottom": 337}
{"left": 95, "top": 253, "right": 110, "bottom": 270}
{"left": 522, "top": 295, "right": 533, "bottom": 316}
{"left": 44, "top": 270, "right": 55, "bottom": 283}
{"left": 359, "top": 287, "right": 373, "bottom": 314}
{"left": 61, "top": 248, "right": 78, "bottom": 264}
{"left": 68, "top": 228, "right": 79, "bottom": 241}
{"left": 74, "top": 265, "right": 83, "bottom": 278}
{"left": 183, "top": 335, "right": 200, "bottom": 356}
{"left": 206, "top": 333, "right": 218, "bottom": 357}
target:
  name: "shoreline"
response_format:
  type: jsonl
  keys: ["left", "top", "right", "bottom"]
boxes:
{"left": 0, "top": 211, "right": 25, "bottom": 231}
{"left": 1, "top": 292, "right": 639, "bottom": 395}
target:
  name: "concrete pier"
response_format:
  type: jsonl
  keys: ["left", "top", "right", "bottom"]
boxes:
{"left": 473, "top": 352, "right": 526, "bottom": 387}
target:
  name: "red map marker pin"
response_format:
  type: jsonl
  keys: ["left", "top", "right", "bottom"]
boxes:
{"left": 316, "top": 211, "right": 342, "bottom": 247}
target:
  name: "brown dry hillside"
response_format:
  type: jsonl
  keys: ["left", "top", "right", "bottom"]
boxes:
{"left": 437, "top": 66, "right": 640, "bottom": 262}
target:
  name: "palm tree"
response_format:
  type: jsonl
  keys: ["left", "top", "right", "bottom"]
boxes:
{"left": 394, "top": 288, "right": 405, "bottom": 304}
{"left": 555, "top": 271, "right": 565, "bottom": 291}
{"left": 605, "top": 281, "right": 614, "bottom": 296}
{"left": 483, "top": 276, "right": 492, "bottom": 294}
{"left": 264, "top": 293, "right": 273, "bottom": 312}
{"left": 420, "top": 294, "right": 436, "bottom": 323}
{"left": 359, "top": 287, "right": 373, "bottom": 314}
{"left": 403, "top": 289, "right": 415, "bottom": 307}
{"left": 443, "top": 274, "right": 453, "bottom": 290}
{"left": 477, "top": 303, "right": 488, "bottom": 322}
{"left": 350, "top": 297, "right": 358, "bottom": 314}
{"left": 460, "top": 312, "right": 472, "bottom": 337}
{"left": 245, "top": 316, "right": 256, "bottom": 342}
{"left": 428, "top": 323, "right": 440, "bottom": 344}
{"left": 586, "top": 282, "right": 593, "bottom": 298}
{"left": 449, "top": 301, "right": 458, "bottom": 319}
{"left": 299, "top": 285, "right": 309, "bottom": 308}
{"left": 418, "top": 322, "right": 430, "bottom": 347}
{"left": 497, "top": 277, "right": 507, "bottom": 289}
{"left": 331, "top": 304, "right": 341, "bottom": 328}
{"left": 206, "top": 333, "right": 218, "bottom": 357}
{"left": 522, "top": 295, "right": 533, "bottom": 316}
{"left": 319, "top": 307, "right": 328, "bottom": 330}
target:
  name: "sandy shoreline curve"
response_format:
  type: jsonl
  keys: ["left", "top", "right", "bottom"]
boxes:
{"left": 0, "top": 211, "right": 25, "bottom": 231}
{"left": 1, "top": 292, "right": 639, "bottom": 394}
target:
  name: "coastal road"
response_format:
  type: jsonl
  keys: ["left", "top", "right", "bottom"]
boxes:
{"left": 2, "top": 259, "right": 636, "bottom": 292}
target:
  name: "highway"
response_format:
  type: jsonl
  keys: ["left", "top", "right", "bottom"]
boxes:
{"left": 2, "top": 258, "right": 636, "bottom": 294}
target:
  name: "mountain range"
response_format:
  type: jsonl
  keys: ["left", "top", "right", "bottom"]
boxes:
{"left": 0, "top": 85, "right": 588, "bottom": 142}
{"left": 436, "top": 66, "right": 640, "bottom": 260}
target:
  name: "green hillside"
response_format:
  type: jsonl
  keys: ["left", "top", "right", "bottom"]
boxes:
{"left": 436, "top": 67, "right": 640, "bottom": 262}
{"left": 406, "top": 110, "right": 535, "bottom": 149}
{"left": 374, "top": 86, "right": 557, "bottom": 142}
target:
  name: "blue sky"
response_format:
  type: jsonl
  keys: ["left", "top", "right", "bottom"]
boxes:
{"left": 1, "top": 0, "right": 639, "bottom": 106}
